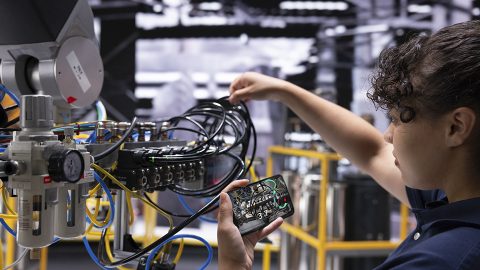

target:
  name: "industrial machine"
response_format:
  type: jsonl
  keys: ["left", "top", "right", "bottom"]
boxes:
{"left": 0, "top": 1, "right": 256, "bottom": 269}
{"left": 0, "top": 0, "right": 102, "bottom": 249}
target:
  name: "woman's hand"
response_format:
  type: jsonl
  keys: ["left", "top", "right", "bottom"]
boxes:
{"left": 217, "top": 179, "right": 283, "bottom": 270}
{"left": 228, "top": 72, "right": 291, "bottom": 104}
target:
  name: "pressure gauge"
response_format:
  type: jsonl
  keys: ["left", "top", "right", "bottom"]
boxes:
{"left": 48, "top": 149, "right": 85, "bottom": 183}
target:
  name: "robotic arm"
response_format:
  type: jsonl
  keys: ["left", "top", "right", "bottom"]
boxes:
{"left": 0, "top": 0, "right": 103, "bottom": 116}
{"left": 0, "top": 0, "right": 102, "bottom": 248}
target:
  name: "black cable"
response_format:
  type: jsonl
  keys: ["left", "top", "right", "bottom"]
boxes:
{"left": 4, "top": 105, "right": 18, "bottom": 111}
{"left": 160, "top": 127, "right": 209, "bottom": 138}
{"left": 145, "top": 145, "right": 217, "bottom": 162}
{"left": 101, "top": 194, "right": 220, "bottom": 267}
{"left": 5, "top": 117, "right": 19, "bottom": 127}
{"left": 161, "top": 97, "right": 252, "bottom": 196}
{"left": 122, "top": 96, "right": 254, "bottom": 197}
{"left": 168, "top": 115, "right": 211, "bottom": 141}
{"left": 144, "top": 193, "right": 191, "bottom": 218}
{"left": 97, "top": 197, "right": 219, "bottom": 264}
{"left": 94, "top": 117, "right": 138, "bottom": 162}
{"left": 245, "top": 115, "right": 257, "bottom": 174}
{"left": 0, "top": 128, "right": 20, "bottom": 132}
{"left": 185, "top": 104, "right": 227, "bottom": 141}
{"left": 178, "top": 103, "right": 226, "bottom": 153}
{"left": 170, "top": 152, "right": 245, "bottom": 197}
{"left": 98, "top": 229, "right": 108, "bottom": 264}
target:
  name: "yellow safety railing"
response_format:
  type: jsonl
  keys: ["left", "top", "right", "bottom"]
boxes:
{"left": 267, "top": 146, "right": 410, "bottom": 270}
{"left": 5, "top": 196, "right": 16, "bottom": 266}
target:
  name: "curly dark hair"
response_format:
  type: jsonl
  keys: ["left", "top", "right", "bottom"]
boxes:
{"left": 368, "top": 20, "right": 480, "bottom": 123}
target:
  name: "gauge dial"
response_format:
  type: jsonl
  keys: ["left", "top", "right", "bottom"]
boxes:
{"left": 48, "top": 149, "right": 84, "bottom": 183}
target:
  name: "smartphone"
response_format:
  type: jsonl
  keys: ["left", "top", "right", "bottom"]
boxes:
{"left": 227, "top": 175, "right": 294, "bottom": 235}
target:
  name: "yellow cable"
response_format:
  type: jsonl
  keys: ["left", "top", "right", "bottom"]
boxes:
{"left": 74, "top": 133, "right": 90, "bottom": 140}
{"left": 90, "top": 164, "right": 173, "bottom": 229}
{"left": 125, "top": 192, "right": 134, "bottom": 226}
{"left": 89, "top": 184, "right": 101, "bottom": 197}
{"left": 104, "top": 228, "right": 133, "bottom": 270}
{"left": 86, "top": 203, "right": 110, "bottom": 227}
{"left": 85, "top": 201, "right": 112, "bottom": 236}
{"left": 2, "top": 188, "right": 16, "bottom": 215}
{"left": 173, "top": 239, "right": 185, "bottom": 264}
{"left": 86, "top": 200, "right": 112, "bottom": 208}
{"left": 86, "top": 195, "right": 111, "bottom": 227}
{"left": 131, "top": 194, "right": 170, "bottom": 227}
{"left": 91, "top": 163, "right": 175, "bottom": 259}
{"left": 40, "top": 247, "right": 48, "bottom": 270}
{"left": 0, "top": 235, "right": 4, "bottom": 268}
{"left": 0, "top": 214, "right": 16, "bottom": 219}
{"left": 86, "top": 180, "right": 115, "bottom": 227}
{"left": 5, "top": 197, "right": 15, "bottom": 266}
{"left": 1, "top": 182, "right": 10, "bottom": 270}
{"left": 85, "top": 210, "right": 110, "bottom": 234}
{"left": 53, "top": 121, "right": 95, "bottom": 128}
{"left": 104, "top": 229, "right": 115, "bottom": 261}
{"left": 85, "top": 222, "right": 95, "bottom": 234}
{"left": 249, "top": 165, "right": 258, "bottom": 182}
{"left": 92, "top": 197, "right": 101, "bottom": 217}
{"left": 87, "top": 230, "right": 114, "bottom": 237}
{"left": 111, "top": 161, "right": 118, "bottom": 170}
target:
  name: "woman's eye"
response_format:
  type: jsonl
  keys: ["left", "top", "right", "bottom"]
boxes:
{"left": 386, "top": 114, "right": 399, "bottom": 125}
{"left": 386, "top": 114, "right": 394, "bottom": 123}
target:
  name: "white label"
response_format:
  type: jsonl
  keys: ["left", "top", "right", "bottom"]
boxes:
{"left": 66, "top": 51, "right": 91, "bottom": 93}
{"left": 18, "top": 199, "right": 31, "bottom": 230}
{"left": 84, "top": 170, "right": 94, "bottom": 180}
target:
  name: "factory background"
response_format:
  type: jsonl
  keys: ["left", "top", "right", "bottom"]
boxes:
{"left": 0, "top": 0, "right": 478, "bottom": 269}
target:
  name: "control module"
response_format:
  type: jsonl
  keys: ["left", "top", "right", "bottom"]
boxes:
{"left": 228, "top": 175, "right": 294, "bottom": 235}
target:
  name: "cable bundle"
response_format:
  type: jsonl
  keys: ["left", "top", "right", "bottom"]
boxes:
{"left": 153, "top": 96, "right": 257, "bottom": 197}
{"left": 0, "top": 91, "right": 257, "bottom": 269}
{"left": 88, "top": 97, "right": 256, "bottom": 267}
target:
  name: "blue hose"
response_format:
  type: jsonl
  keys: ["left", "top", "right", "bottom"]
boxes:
{"left": 82, "top": 237, "right": 115, "bottom": 270}
{"left": 0, "top": 218, "right": 16, "bottom": 237}
{"left": 145, "top": 234, "right": 213, "bottom": 270}
{"left": 82, "top": 172, "right": 117, "bottom": 269}
{"left": 86, "top": 172, "right": 115, "bottom": 229}
{"left": 0, "top": 84, "right": 20, "bottom": 105}
{"left": 177, "top": 195, "right": 217, "bottom": 223}
{"left": 86, "top": 131, "right": 97, "bottom": 144}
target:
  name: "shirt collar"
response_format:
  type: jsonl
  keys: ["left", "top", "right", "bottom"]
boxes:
{"left": 412, "top": 197, "right": 480, "bottom": 230}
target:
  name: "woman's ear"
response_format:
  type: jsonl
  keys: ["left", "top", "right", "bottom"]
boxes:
{"left": 445, "top": 107, "right": 476, "bottom": 147}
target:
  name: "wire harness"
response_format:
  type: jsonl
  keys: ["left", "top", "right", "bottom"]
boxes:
{"left": 0, "top": 95, "right": 257, "bottom": 270}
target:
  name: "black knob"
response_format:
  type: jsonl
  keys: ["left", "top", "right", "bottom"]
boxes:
{"left": 48, "top": 149, "right": 84, "bottom": 183}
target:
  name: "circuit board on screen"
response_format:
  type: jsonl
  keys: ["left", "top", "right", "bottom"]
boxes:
{"left": 227, "top": 175, "right": 294, "bottom": 235}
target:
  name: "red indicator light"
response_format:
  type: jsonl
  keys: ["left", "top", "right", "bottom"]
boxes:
{"left": 67, "top": 96, "right": 77, "bottom": 104}
{"left": 44, "top": 176, "right": 51, "bottom": 184}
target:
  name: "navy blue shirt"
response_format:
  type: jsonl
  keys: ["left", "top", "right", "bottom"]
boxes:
{"left": 374, "top": 187, "right": 480, "bottom": 270}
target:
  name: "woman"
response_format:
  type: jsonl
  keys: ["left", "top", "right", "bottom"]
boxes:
{"left": 217, "top": 20, "right": 480, "bottom": 269}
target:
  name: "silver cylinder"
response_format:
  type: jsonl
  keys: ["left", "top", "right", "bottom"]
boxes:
{"left": 280, "top": 172, "right": 346, "bottom": 270}
{"left": 17, "top": 189, "right": 56, "bottom": 248}
{"left": 20, "top": 95, "right": 54, "bottom": 129}
{"left": 55, "top": 184, "right": 88, "bottom": 238}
